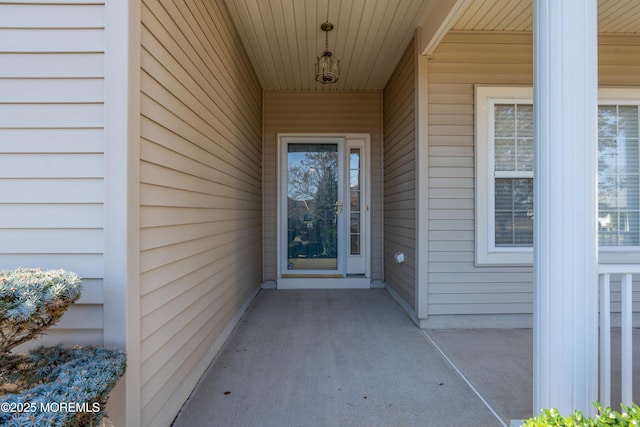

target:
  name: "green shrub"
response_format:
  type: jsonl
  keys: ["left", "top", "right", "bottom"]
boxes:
{"left": 0, "top": 345, "right": 126, "bottom": 427}
{"left": 522, "top": 403, "right": 640, "bottom": 427}
{"left": 0, "top": 268, "right": 126, "bottom": 426}
{"left": 0, "top": 268, "right": 82, "bottom": 353}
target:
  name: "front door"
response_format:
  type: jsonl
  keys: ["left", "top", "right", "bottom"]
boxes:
{"left": 279, "top": 135, "right": 368, "bottom": 283}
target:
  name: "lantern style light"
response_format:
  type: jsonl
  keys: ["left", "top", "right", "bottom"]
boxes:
{"left": 315, "top": 22, "right": 340, "bottom": 84}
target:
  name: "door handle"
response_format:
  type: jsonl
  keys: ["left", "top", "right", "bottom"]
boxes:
{"left": 334, "top": 201, "right": 343, "bottom": 214}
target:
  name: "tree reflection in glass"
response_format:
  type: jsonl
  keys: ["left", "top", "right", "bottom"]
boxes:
{"left": 287, "top": 144, "right": 339, "bottom": 270}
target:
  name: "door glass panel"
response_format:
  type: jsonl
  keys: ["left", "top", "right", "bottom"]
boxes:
{"left": 350, "top": 149, "right": 361, "bottom": 255}
{"left": 351, "top": 235, "right": 360, "bottom": 255}
{"left": 287, "top": 144, "right": 338, "bottom": 270}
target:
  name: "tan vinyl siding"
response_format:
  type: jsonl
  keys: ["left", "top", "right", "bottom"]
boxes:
{"left": 427, "top": 31, "right": 640, "bottom": 323}
{"left": 383, "top": 39, "right": 416, "bottom": 308}
{"left": 263, "top": 91, "right": 383, "bottom": 281}
{"left": 0, "top": 1, "right": 105, "bottom": 347}
{"left": 139, "top": 0, "right": 262, "bottom": 425}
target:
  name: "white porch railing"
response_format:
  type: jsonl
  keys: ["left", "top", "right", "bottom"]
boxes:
{"left": 598, "top": 264, "right": 639, "bottom": 407}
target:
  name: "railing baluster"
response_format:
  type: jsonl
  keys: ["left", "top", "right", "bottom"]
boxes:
{"left": 621, "top": 273, "right": 633, "bottom": 406}
{"left": 599, "top": 273, "right": 611, "bottom": 408}
{"left": 598, "top": 266, "right": 638, "bottom": 407}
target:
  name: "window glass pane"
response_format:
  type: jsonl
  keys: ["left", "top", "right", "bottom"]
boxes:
{"left": 514, "top": 213, "right": 534, "bottom": 245}
{"left": 517, "top": 104, "right": 534, "bottom": 138}
{"left": 513, "top": 179, "right": 534, "bottom": 211}
{"left": 627, "top": 212, "right": 639, "bottom": 246}
{"left": 350, "top": 213, "right": 360, "bottom": 234}
{"left": 495, "top": 104, "right": 533, "bottom": 172}
{"left": 599, "top": 106, "right": 618, "bottom": 138}
{"left": 627, "top": 143, "right": 639, "bottom": 175}
{"left": 349, "top": 148, "right": 361, "bottom": 210}
{"left": 620, "top": 211, "right": 640, "bottom": 246}
{"left": 351, "top": 235, "right": 360, "bottom": 255}
{"left": 350, "top": 212, "right": 360, "bottom": 256}
{"left": 621, "top": 171, "right": 639, "bottom": 211}
{"left": 350, "top": 150, "right": 360, "bottom": 169}
{"left": 598, "top": 179, "right": 616, "bottom": 210}
{"left": 495, "top": 138, "right": 515, "bottom": 171}
{"left": 599, "top": 138, "right": 617, "bottom": 176}
{"left": 350, "top": 190, "right": 360, "bottom": 210}
{"left": 517, "top": 137, "right": 534, "bottom": 171}
{"left": 495, "top": 179, "right": 514, "bottom": 211}
{"left": 350, "top": 171, "right": 360, "bottom": 190}
{"left": 598, "top": 210, "right": 617, "bottom": 246}
{"left": 495, "top": 104, "right": 515, "bottom": 171}
{"left": 495, "top": 212, "right": 514, "bottom": 246}
{"left": 495, "top": 178, "right": 534, "bottom": 247}
{"left": 620, "top": 106, "right": 639, "bottom": 139}
{"left": 515, "top": 105, "right": 533, "bottom": 171}
{"left": 495, "top": 105, "right": 515, "bottom": 137}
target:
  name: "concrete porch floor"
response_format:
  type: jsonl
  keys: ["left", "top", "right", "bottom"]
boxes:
{"left": 171, "top": 289, "right": 639, "bottom": 427}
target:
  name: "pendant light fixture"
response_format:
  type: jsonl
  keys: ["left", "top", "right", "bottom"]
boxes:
{"left": 315, "top": 21, "right": 340, "bottom": 84}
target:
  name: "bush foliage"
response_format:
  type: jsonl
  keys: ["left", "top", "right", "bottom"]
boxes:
{"left": 0, "top": 268, "right": 82, "bottom": 353}
{"left": 0, "top": 268, "right": 126, "bottom": 426}
{"left": 0, "top": 345, "right": 126, "bottom": 427}
{"left": 522, "top": 403, "right": 640, "bottom": 427}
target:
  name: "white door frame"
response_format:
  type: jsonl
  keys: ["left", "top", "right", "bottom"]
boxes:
{"left": 345, "top": 135, "right": 369, "bottom": 276}
{"left": 279, "top": 135, "right": 346, "bottom": 277}
{"left": 277, "top": 133, "right": 371, "bottom": 289}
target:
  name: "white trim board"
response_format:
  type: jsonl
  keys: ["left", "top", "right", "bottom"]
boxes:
{"left": 276, "top": 133, "right": 372, "bottom": 282}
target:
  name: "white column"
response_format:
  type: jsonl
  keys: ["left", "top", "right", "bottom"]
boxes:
{"left": 533, "top": 0, "right": 599, "bottom": 417}
{"left": 104, "top": 0, "right": 142, "bottom": 425}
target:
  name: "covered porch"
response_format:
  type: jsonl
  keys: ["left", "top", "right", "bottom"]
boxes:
{"left": 172, "top": 289, "right": 639, "bottom": 427}
{"left": 2, "top": 0, "right": 640, "bottom": 424}
{"left": 125, "top": 0, "right": 640, "bottom": 423}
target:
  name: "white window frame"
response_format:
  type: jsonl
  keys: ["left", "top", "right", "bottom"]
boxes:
{"left": 475, "top": 86, "right": 640, "bottom": 266}
{"left": 597, "top": 89, "right": 640, "bottom": 261}
{"left": 476, "top": 86, "right": 534, "bottom": 266}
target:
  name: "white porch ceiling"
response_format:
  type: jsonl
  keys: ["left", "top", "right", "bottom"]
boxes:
{"left": 223, "top": 0, "right": 640, "bottom": 91}
{"left": 223, "top": 0, "right": 429, "bottom": 91}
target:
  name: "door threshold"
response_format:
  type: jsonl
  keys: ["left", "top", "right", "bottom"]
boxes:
{"left": 281, "top": 273, "right": 343, "bottom": 278}
{"left": 277, "top": 277, "right": 371, "bottom": 289}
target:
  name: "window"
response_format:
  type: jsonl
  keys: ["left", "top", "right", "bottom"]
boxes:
{"left": 476, "top": 87, "right": 535, "bottom": 265}
{"left": 476, "top": 87, "right": 640, "bottom": 266}
{"left": 598, "top": 104, "right": 640, "bottom": 247}
{"left": 493, "top": 103, "right": 534, "bottom": 247}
